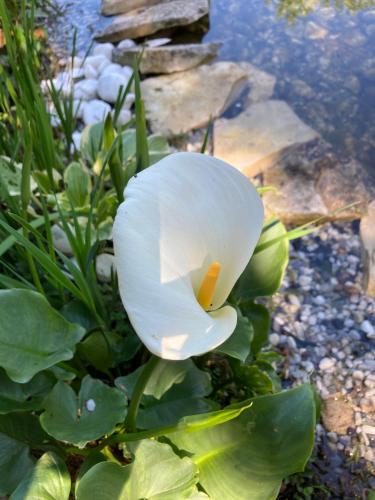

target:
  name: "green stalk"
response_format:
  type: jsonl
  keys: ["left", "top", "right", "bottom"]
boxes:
{"left": 125, "top": 355, "right": 160, "bottom": 432}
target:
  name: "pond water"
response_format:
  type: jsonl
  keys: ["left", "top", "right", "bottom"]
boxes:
{"left": 48, "top": 0, "right": 375, "bottom": 175}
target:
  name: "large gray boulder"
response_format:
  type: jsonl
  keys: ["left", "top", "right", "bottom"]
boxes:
{"left": 113, "top": 42, "right": 220, "bottom": 74}
{"left": 214, "top": 100, "right": 319, "bottom": 178}
{"left": 95, "top": 0, "right": 209, "bottom": 42}
{"left": 141, "top": 61, "right": 248, "bottom": 137}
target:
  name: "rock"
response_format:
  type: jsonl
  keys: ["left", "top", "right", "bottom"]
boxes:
{"left": 97, "top": 72, "right": 130, "bottom": 103}
{"left": 269, "top": 333, "right": 280, "bottom": 346}
{"left": 141, "top": 62, "right": 247, "bottom": 136}
{"left": 74, "top": 79, "right": 98, "bottom": 101}
{"left": 113, "top": 42, "right": 220, "bottom": 74}
{"left": 115, "top": 108, "right": 132, "bottom": 126}
{"left": 117, "top": 39, "right": 137, "bottom": 49}
{"left": 95, "top": 0, "right": 209, "bottom": 43}
{"left": 73, "top": 99, "right": 84, "bottom": 119}
{"left": 145, "top": 37, "right": 171, "bottom": 47}
{"left": 101, "top": 0, "right": 166, "bottom": 16}
{"left": 101, "top": 63, "right": 124, "bottom": 77}
{"left": 214, "top": 100, "right": 319, "bottom": 177}
{"left": 322, "top": 394, "right": 355, "bottom": 434}
{"left": 361, "top": 319, "right": 375, "bottom": 339}
{"left": 316, "top": 157, "right": 375, "bottom": 219}
{"left": 82, "top": 99, "right": 111, "bottom": 125}
{"left": 96, "top": 253, "right": 116, "bottom": 282}
{"left": 84, "top": 64, "right": 99, "bottom": 80}
{"left": 72, "top": 131, "right": 82, "bottom": 151}
{"left": 93, "top": 42, "right": 114, "bottom": 61}
{"left": 319, "top": 357, "right": 335, "bottom": 371}
{"left": 51, "top": 225, "right": 73, "bottom": 255}
{"left": 237, "top": 62, "right": 276, "bottom": 106}
{"left": 360, "top": 200, "right": 375, "bottom": 297}
{"left": 84, "top": 55, "right": 111, "bottom": 74}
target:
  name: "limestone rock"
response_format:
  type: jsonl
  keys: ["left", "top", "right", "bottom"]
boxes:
{"left": 97, "top": 72, "right": 130, "bottom": 103}
{"left": 261, "top": 141, "right": 329, "bottom": 225}
{"left": 322, "top": 394, "right": 355, "bottom": 435}
{"left": 113, "top": 42, "right": 220, "bottom": 74}
{"left": 95, "top": 0, "right": 209, "bottom": 43}
{"left": 82, "top": 99, "right": 111, "bottom": 125}
{"left": 237, "top": 62, "right": 276, "bottom": 106}
{"left": 141, "top": 62, "right": 248, "bottom": 136}
{"left": 101, "top": 0, "right": 170, "bottom": 16}
{"left": 214, "top": 100, "right": 319, "bottom": 177}
{"left": 360, "top": 200, "right": 375, "bottom": 297}
{"left": 316, "top": 157, "right": 375, "bottom": 219}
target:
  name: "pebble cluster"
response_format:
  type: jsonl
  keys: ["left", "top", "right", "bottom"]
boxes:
{"left": 269, "top": 221, "right": 375, "bottom": 480}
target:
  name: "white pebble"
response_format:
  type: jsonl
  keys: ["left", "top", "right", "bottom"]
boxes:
{"left": 86, "top": 399, "right": 96, "bottom": 412}
{"left": 82, "top": 99, "right": 111, "bottom": 126}
{"left": 269, "top": 333, "right": 280, "bottom": 346}
{"left": 319, "top": 357, "right": 336, "bottom": 371}
{"left": 97, "top": 73, "right": 130, "bottom": 103}
{"left": 117, "top": 39, "right": 136, "bottom": 49}
{"left": 361, "top": 320, "right": 375, "bottom": 339}
{"left": 93, "top": 42, "right": 114, "bottom": 61}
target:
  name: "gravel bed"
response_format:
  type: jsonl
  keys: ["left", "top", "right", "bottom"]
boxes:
{"left": 270, "top": 220, "right": 375, "bottom": 494}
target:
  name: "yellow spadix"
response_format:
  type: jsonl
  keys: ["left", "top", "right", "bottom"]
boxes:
{"left": 197, "top": 262, "right": 221, "bottom": 310}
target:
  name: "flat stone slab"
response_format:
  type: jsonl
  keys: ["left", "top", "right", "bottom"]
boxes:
{"left": 102, "top": 0, "right": 171, "bottom": 17}
{"left": 113, "top": 42, "right": 220, "bottom": 74}
{"left": 237, "top": 62, "right": 276, "bottom": 106}
{"left": 95, "top": 0, "right": 209, "bottom": 42}
{"left": 360, "top": 200, "right": 375, "bottom": 297}
{"left": 214, "top": 99, "right": 319, "bottom": 177}
{"left": 141, "top": 62, "right": 248, "bottom": 136}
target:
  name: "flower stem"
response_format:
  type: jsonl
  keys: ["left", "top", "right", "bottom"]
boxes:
{"left": 125, "top": 354, "right": 160, "bottom": 432}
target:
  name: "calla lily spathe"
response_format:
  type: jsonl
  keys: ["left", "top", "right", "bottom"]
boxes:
{"left": 113, "top": 152, "right": 264, "bottom": 360}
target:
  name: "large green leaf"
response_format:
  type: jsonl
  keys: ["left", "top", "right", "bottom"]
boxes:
{"left": 169, "top": 385, "right": 316, "bottom": 500}
{"left": 0, "top": 290, "right": 85, "bottom": 383}
{"left": 0, "top": 413, "right": 47, "bottom": 495}
{"left": 0, "top": 369, "right": 54, "bottom": 414}
{"left": 216, "top": 310, "right": 254, "bottom": 361}
{"left": 76, "top": 439, "right": 198, "bottom": 500}
{"left": 244, "top": 303, "right": 271, "bottom": 355}
{"left": 80, "top": 122, "right": 104, "bottom": 165}
{"left": 235, "top": 221, "right": 289, "bottom": 299}
{"left": 10, "top": 452, "right": 71, "bottom": 500}
{"left": 116, "top": 360, "right": 215, "bottom": 428}
{"left": 40, "top": 375, "right": 127, "bottom": 447}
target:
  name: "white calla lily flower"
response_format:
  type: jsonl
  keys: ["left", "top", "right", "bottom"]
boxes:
{"left": 113, "top": 152, "right": 264, "bottom": 360}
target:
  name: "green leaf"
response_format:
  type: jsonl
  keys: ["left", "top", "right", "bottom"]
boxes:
{"left": 64, "top": 162, "right": 91, "bottom": 207}
{"left": 80, "top": 122, "right": 104, "bottom": 165}
{"left": 148, "top": 134, "right": 170, "bottom": 165}
{"left": 216, "top": 310, "right": 254, "bottom": 361}
{"left": 0, "top": 369, "right": 54, "bottom": 414}
{"left": 76, "top": 439, "right": 198, "bottom": 500}
{"left": 244, "top": 303, "right": 271, "bottom": 355}
{"left": 0, "top": 290, "right": 85, "bottom": 383}
{"left": 78, "top": 331, "right": 124, "bottom": 372}
{"left": 169, "top": 385, "right": 316, "bottom": 500}
{"left": 0, "top": 413, "right": 47, "bottom": 495}
{"left": 40, "top": 375, "right": 127, "bottom": 447}
{"left": 0, "top": 156, "right": 22, "bottom": 197}
{"left": 116, "top": 360, "right": 215, "bottom": 428}
{"left": 235, "top": 221, "right": 289, "bottom": 299}
{"left": 10, "top": 452, "right": 71, "bottom": 500}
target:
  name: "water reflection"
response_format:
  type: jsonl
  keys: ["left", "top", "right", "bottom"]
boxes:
{"left": 205, "top": 0, "right": 375, "bottom": 175}
{"left": 268, "top": 0, "right": 374, "bottom": 22}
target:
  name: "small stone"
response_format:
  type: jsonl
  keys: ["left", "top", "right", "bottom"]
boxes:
{"left": 145, "top": 37, "right": 172, "bottom": 47}
{"left": 361, "top": 319, "right": 375, "bottom": 338}
{"left": 319, "top": 357, "right": 335, "bottom": 371}
{"left": 353, "top": 370, "right": 365, "bottom": 380}
{"left": 97, "top": 73, "right": 130, "bottom": 103}
{"left": 322, "top": 394, "right": 355, "bottom": 434}
{"left": 269, "top": 333, "right": 280, "bottom": 346}
{"left": 72, "top": 131, "right": 81, "bottom": 151}
{"left": 93, "top": 42, "right": 114, "bottom": 61}
{"left": 82, "top": 99, "right": 111, "bottom": 126}
{"left": 51, "top": 225, "right": 73, "bottom": 255}
{"left": 314, "top": 295, "right": 325, "bottom": 305}
{"left": 101, "top": 63, "right": 124, "bottom": 77}
{"left": 74, "top": 79, "right": 98, "bottom": 101}
{"left": 115, "top": 108, "right": 132, "bottom": 126}
{"left": 84, "top": 64, "right": 98, "bottom": 80}
{"left": 117, "top": 39, "right": 136, "bottom": 49}
{"left": 362, "top": 425, "right": 375, "bottom": 435}
{"left": 96, "top": 253, "right": 116, "bottom": 282}
{"left": 86, "top": 399, "right": 96, "bottom": 412}
{"left": 84, "top": 55, "right": 111, "bottom": 74}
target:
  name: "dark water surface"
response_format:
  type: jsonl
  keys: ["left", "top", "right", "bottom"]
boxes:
{"left": 48, "top": 0, "right": 375, "bottom": 172}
